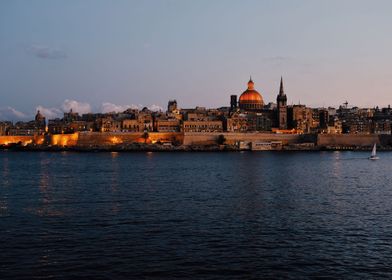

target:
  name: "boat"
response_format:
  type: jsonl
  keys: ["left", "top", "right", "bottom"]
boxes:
{"left": 369, "top": 143, "right": 379, "bottom": 160}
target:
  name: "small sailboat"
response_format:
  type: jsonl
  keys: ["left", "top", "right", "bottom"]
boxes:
{"left": 369, "top": 143, "right": 379, "bottom": 160}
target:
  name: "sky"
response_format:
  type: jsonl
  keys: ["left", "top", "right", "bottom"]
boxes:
{"left": 1, "top": 0, "right": 392, "bottom": 120}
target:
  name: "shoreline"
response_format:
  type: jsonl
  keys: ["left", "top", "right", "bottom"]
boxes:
{"left": 1, "top": 144, "right": 392, "bottom": 152}
{"left": 1, "top": 132, "right": 392, "bottom": 152}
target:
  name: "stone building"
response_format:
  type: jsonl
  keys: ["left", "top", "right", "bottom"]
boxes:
{"left": 8, "top": 110, "right": 47, "bottom": 136}
{"left": 137, "top": 111, "right": 153, "bottom": 132}
{"left": 226, "top": 111, "right": 272, "bottom": 132}
{"left": 155, "top": 119, "right": 181, "bottom": 132}
{"left": 318, "top": 109, "right": 329, "bottom": 130}
{"left": 0, "top": 121, "right": 12, "bottom": 136}
{"left": 287, "top": 105, "right": 313, "bottom": 133}
{"left": 121, "top": 119, "right": 140, "bottom": 132}
{"left": 183, "top": 120, "right": 223, "bottom": 132}
{"left": 63, "top": 109, "right": 80, "bottom": 122}
{"left": 226, "top": 112, "right": 251, "bottom": 132}
{"left": 327, "top": 118, "right": 342, "bottom": 134}
{"left": 96, "top": 117, "right": 122, "bottom": 132}
{"left": 167, "top": 100, "right": 178, "bottom": 113}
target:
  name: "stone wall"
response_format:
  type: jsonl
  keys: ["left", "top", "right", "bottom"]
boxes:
{"left": 183, "top": 132, "right": 316, "bottom": 146}
{"left": 76, "top": 132, "right": 183, "bottom": 146}
{"left": 50, "top": 133, "right": 79, "bottom": 146}
{"left": 317, "top": 134, "right": 380, "bottom": 147}
{"left": 0, "top": 135, "right": 44, "bottom": 146}
{"left": 54, "top": 132, "right": 313, "bottom": 147}
{"left": 0, "top": 132, "right": 183, "bottom": 147}
{"left": 6, "top": 132, "right": 391, "bottom": 149}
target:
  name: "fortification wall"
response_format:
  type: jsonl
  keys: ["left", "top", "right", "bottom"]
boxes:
{"left": 0, "top": 135, "right": 44, "bottom": 146}
{"left": 183, "top": 132, "right": 316, "bottom": 146}
{"left": 8, "top": 132, "right": 391, "bottom": 149}
{"left": 76, "top": 132, "right": 183, "bottom": 146}
{"left": 317, "top": 134, "right": 380, "bottom": 147}
{"left": 50, "top": 133, "right": 79, "bottom": 146}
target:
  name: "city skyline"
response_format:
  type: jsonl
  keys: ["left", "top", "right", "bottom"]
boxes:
{"left": 2, "top": 0, "right": 392, "bottom": 120}
{"left": 0, "top": 75, "right": 391, "bottom": 122}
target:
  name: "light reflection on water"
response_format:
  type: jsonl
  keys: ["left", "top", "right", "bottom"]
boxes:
{"left": 110, "top": 151, "right": 120, "bottom": 214}
{"left": 1, "top": 151, "right": 392, "bottom": 279}
{"left": 0, "top": 157, "right": 10, "bottom": 216}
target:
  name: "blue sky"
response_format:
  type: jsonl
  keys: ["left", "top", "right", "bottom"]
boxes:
{"left": 1, "top": 0, "right": 392, "bottom": 120}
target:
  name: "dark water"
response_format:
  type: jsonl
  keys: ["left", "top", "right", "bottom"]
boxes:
{"left": 1, "top": 151, "right": 392, "bottom": 279}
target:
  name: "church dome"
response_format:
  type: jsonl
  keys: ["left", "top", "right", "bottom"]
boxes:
{"left": 239, "top": 78, "right": 264, "bottom": 110}
{"left": 35, "top": 110, "right": 45, "bottom": 121}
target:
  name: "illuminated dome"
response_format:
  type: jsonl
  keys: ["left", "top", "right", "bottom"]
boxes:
{"left": 239, "top": 78, "right": 264, "bottom": 110}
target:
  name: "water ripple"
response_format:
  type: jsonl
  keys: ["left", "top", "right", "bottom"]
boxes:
{"left": 2, "top": 151, "right": 392, "bottom": 279}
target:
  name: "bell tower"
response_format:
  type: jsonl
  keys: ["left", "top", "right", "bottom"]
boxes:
{"left": 277, "top": 77, "right": 287, "bottom": 129}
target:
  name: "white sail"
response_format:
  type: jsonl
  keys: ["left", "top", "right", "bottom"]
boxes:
{"left": 369, "top": 143, "right": 379, "bottom": 160}
{"left": 371, "top": 143, "right": 377, "bottom": 157}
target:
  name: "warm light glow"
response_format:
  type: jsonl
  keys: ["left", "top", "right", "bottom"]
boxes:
{"left": 22, "top": 140, "right": 33, "bottom": 146}
{"left": 50, "top": 133, "right": 79, "bottom": 146}
{"left": 0, "top": 136, "right": 36, "bottom": 146}
{"left": 111, "top": 151, "right": 119, "bottom": 158}
{"left": 35, "top": 137, "right": 45, "bottom": 145}
{"left": 110, "top": 136, "right": 123, "bottom": 144}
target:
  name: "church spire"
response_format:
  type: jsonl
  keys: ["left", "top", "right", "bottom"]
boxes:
{"left": 277, "top": 76, "right": 287, "bottom": 103}
{"left": 277, "top": 76, "right": 287, "bottom": 129}
{"left": 279, "top": 76, "right": 284, "bottom": 96}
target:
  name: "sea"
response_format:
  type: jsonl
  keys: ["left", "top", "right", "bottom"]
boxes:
{"left": 1, "top": 151, "right": 392, "bottom": 279}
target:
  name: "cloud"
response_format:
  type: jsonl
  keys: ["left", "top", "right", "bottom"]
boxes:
{"left": 27, "top": 45, "right": 67, "bottom": 59}
{"left": 34, "top": 100, "right": 90, "bottom": 119}
{"left": 148, "top": 104, "right": 164, "bottom": 112}
{"left": 100, "top": 102, "right": 138, "bottom": 113}
{"left": 0, "top": 101, "right": 164, "bottom": 122}
{"left": 100, "top": 102, "right": 163, "bottom": 113}
{"left": 61, "top": 99, "right": 91, "bottom": 114}
{"left": 0, "top": 107, "right": 28, "bottom": 121}
{"left": 35, "top": 105, "right": 62, "bottom": 119}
